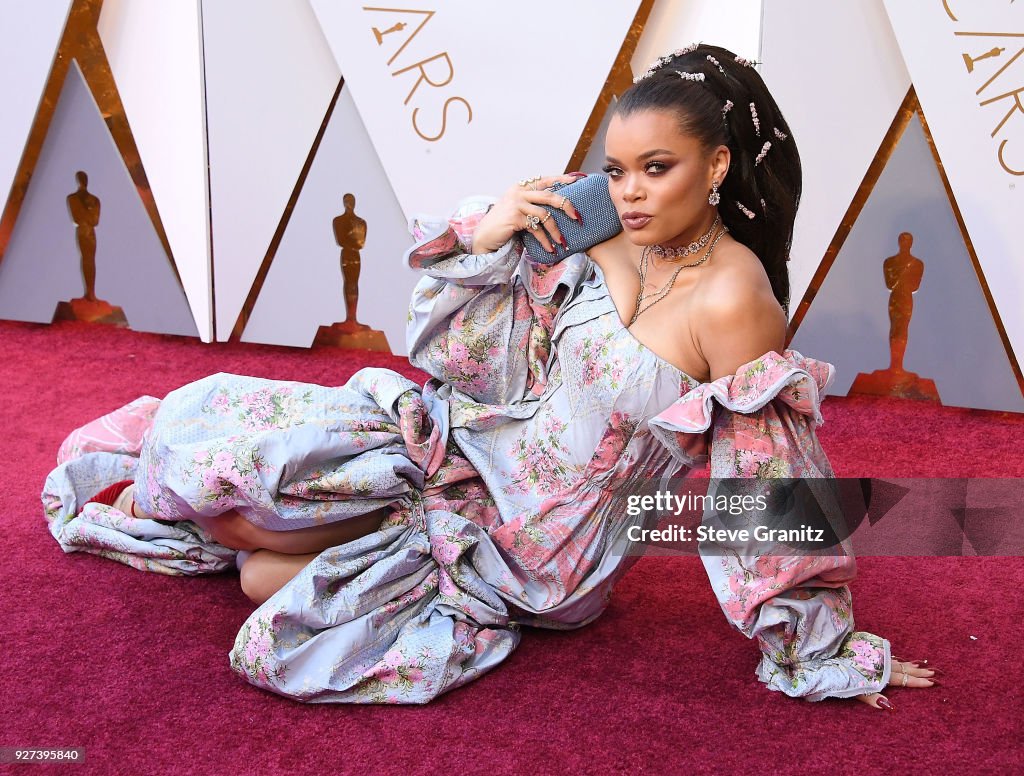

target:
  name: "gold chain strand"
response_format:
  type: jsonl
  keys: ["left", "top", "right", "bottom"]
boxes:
{"left": 628, "top": 226, "right": 728, "bottom": 326}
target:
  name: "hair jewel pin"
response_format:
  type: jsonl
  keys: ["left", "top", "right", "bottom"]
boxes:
{"left": 755, "top": 141, "right": 772, "bottom": 166}
{"left": 750, "top": 103, "right": 761, "bottom": 137}
{"left": 676, "top": 70, "right": 706, "bottom": 82}
{"left": 633, "top": 66, "right": 658, "bottom": 83}
{"left": 773, "top": 127, "right": 788, "bottom": 141}
{"left": 632, "top": 43, "right": 704, "bottom": 83}
{"left": 634, "top": 56, "right": 670, "bottom": 83}
{"left": 734, "top": 55, "right": 758, "bottom": 68}
{"left": 706, "top": 55, "right": 726, "bottom": 75}
{"left": 722, "top": 100, "right": 734, "bottom": 115}
{"left": 736, "top": 201, "right": 756, "bottom": 220}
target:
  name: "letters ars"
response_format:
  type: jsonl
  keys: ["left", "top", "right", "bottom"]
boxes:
{"left": 946, "top": 0, "right": 1024, "bottom": 176}
{"left": 363, "top": 6, "right": 473, "bottom": 142}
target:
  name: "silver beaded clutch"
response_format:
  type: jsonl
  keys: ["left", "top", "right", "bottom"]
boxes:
{"left": 520, "top": 174, "right": 622, "bottom": 264}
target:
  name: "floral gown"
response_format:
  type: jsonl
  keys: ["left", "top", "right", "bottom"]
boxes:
{"left": 43, "top": 198, "right": 891, "bottom": 704}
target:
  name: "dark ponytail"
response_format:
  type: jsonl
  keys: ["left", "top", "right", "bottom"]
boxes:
{"left": 615, "top": 44, "right": 801, "bottom": 313}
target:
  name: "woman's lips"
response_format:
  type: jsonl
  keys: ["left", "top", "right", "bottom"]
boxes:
{"left": 621, "top": 213, "right": 652, "bottom": 230}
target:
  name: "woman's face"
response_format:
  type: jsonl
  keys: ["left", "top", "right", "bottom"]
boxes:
{"left": 604, "top": 108, "right": 728, "bottom": 246}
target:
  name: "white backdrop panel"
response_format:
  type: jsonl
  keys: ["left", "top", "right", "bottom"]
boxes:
{"left": 882, "top": 0, "right": 1024, "bottom": 369}
{"left": 632, "top": 0, "right": 762, "bottom": 70}
{"left": 242, "top": 88, "right": 411, "bottom": 354}
{"left": 790, "top": 114, "right": 1024, "bottom": 412}
{"left": 761, "top": 1, "right": 912, "bottom": 313}
{"left": 201, "top": 0, "right": 340, "bottom": 340}
{"left": 98, "top": 0, "right": 210, "bottom": 339}
{"left": 580, "top": 0, "right": 763, "bottom": 174}
{"left": 0, "top": 0, "right": 71, "bottom": 223}
{"left": 310, "top": 0, "right": 641, "bottom": 218}
{"left": 0, "top": 62, "right": 199, "bottom": 338}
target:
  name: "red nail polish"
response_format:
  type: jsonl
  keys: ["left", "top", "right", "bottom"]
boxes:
{"left": 929, "top": 679, "right": 942, "bottom": 687}
{"left": 929, "top": 668, "right": 945, "bottom": 676}
{"left": 576, "top": 212, "right": 584, "bottom": 225}
{"left": 877, "top": 698, "right": 895, "bottom": 711}
{"left": 569, "top": 171, "right": 587, "bottom": 177}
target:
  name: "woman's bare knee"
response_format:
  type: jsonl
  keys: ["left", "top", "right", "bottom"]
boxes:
{"left": 239, "top": 549, "right": 318, "bottom": 605}
{"left": 206, "top": 510, "right": 261, "bottom": 551}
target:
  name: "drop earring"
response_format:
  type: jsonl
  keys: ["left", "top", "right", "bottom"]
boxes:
{"left": 709, "top": 181, "right": 721, "bottom": 206}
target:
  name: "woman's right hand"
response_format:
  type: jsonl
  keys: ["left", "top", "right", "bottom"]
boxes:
{"left": 853, "top": 654, "right": 943, "bottom": 711}
{"left": 470, "top": 173, "right": 585, "bottom": 255}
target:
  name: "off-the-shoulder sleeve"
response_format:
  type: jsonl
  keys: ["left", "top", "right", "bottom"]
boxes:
{"left": 404, "top": 196, "right": 589, "bottom": 405}
{"left": 648, "top": 349, "right": 892, "bottom": 702}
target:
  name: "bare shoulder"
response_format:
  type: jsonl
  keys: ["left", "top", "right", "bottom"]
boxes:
{"left": 692, "top": 239, "right": 787, "bottom": 380}
{"left": 695, "top": 243, "right": 782, "bottom": 319}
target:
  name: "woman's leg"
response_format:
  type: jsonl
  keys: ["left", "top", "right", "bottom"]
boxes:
{"left": 239, "top": 508, "right": 390, "bottom": 555}
{"left": 236, "top": 509, "right": 394, "bottom": 603}
{"left": 239, "top": 549, "right": 319, "bottom": 605}
{"left": 120, "top": 484, "right": 390, "bottom": 555}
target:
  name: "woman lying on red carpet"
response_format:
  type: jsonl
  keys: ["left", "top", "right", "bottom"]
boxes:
{"left": 43, "top": 44, "right": 939, "bottom": 708}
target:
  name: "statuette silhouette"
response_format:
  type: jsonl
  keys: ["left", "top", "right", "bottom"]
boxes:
{"left": 337, "top": 193, "right": 367, "bottom": 324}
{"left": 962, "top": 46, "right": 1006, "bottom": 74}
{"left": 850, "top": 233, "right": 938, "bottom": 401}
{"left": 314, "top": 193, "right": 390, "bottom": 352}
{"left": 373, "top": 22, "right": 407, "bottom": 45}
{"left": 69, "top": 170, "right": 100, "bottom": 300}
{"left": 53, "top": 170, "right": 127, "bottom": 326}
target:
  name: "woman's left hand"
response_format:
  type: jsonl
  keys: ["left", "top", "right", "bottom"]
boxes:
{"left": 470, "top": 173, "right": 584, "bottom": 255}
{"left": 854, "top": 654, "right": 943, "bottom": 711}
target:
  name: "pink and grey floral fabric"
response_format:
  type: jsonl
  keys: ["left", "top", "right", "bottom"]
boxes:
{"left": 44, "top": 396, "right": 236, "bottom": 576}
{"left": 43, "top": 196, "right": 889, "bottom": 704}
{"left": 648, "top": 352, "right": 890, "bottom": 700}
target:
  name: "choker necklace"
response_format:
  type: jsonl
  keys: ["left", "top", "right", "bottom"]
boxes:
{"left": 651, "top": 215, "right": 721, "bottom": 260}
{"left": 628, "top": 225, "right": 728, "bottom": 327}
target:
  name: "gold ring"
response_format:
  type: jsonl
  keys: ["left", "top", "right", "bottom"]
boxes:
{"left": 540, "top": 211, "right": 553, "bottom": 225}
{"left": 901, "top": 672, "right": 909, "bottom": 687}
{"left": 525, "top": 214, "right": 541, "bottom": 230}
{"left": 558, "top": 196, "right": 569, "bottom": 211}
{"left": 518, "top": 175, "right": 542, "bottom": 188}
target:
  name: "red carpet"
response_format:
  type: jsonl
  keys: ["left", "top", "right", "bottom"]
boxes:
{"left": 1, "top": 319, "right": 1021, "bottom": 775}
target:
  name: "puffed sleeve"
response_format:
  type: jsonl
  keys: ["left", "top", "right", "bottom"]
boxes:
{"left": 648, "top": 349, "right": 892, "bottom": 702}
{"left": 404, "top": 196, "right": 590, "bottom": 405}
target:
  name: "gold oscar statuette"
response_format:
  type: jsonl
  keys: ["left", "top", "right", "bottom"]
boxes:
{"left": 52, "top": 170, "right": 128, "bottom": 326}
{"left": 849, "top": 232, "right": 939, "bottom": 401}
{"left": 314, "top": 193, "right": 390, "bottom": 352}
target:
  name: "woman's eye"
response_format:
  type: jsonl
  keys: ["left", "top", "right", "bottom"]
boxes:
{"left": 601, "top": 162, "right": 667, "bottom": 178}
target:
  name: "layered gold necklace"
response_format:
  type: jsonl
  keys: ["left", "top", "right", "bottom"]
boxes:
{"left": 628, "top": 223, "right": 728, "bottom": 327}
